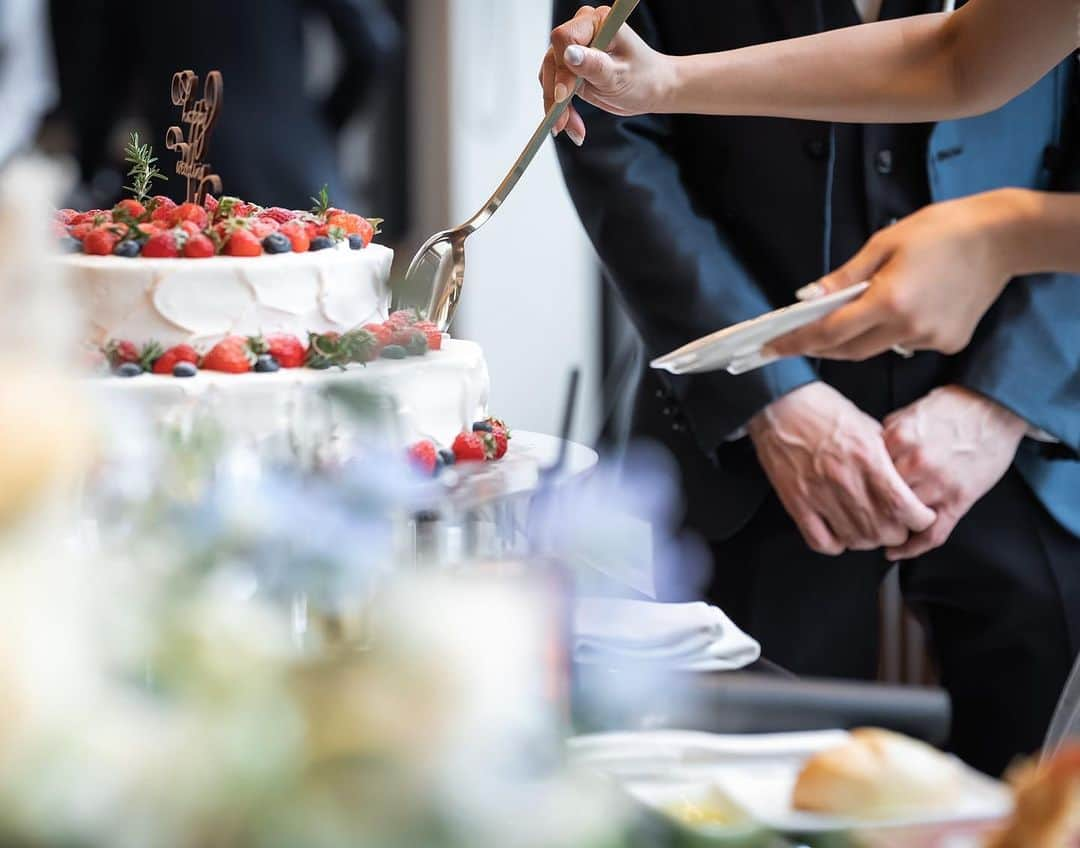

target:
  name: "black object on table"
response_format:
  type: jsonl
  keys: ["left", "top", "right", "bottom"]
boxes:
{"left": 573, "top": 662, "right": 951, "bottom": 747}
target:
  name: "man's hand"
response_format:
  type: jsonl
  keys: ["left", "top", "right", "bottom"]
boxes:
{"left": 748, "top": 383, "right": 936, "bottom": 556}
{"left": 882, "top": 386, "right": 1027, "bottom": 561}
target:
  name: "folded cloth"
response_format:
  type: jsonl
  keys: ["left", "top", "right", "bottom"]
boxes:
{"left": 573, "top": 598, "right": 761, "bottom": 672}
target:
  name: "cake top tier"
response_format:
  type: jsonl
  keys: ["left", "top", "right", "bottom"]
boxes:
{"left": 55, "top": 184, "right": 382, "bottom": 260}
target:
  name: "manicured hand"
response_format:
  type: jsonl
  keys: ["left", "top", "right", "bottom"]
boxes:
{"left": 881, "top": 385, "right": 1027, "bottom": 561}
{"left": 767, "top": 190, "right": 1032, "bottom": 361}
{"left": 748, "top": 383, "right": 936, "bottom": 555}
{"left": 539, "top": 5, "right": 675, "bottom": 145}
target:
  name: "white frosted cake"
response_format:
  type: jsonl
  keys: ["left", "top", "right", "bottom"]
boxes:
{"left": 61, "top": 244, "right": 395, "bottom": 350}
{"left": 55, "top": 197, "right": 493, "bottom": 451}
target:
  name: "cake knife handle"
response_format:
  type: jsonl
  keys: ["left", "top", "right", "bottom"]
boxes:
{"left": 463, "top": 0, "right": 642, "bottom": 234}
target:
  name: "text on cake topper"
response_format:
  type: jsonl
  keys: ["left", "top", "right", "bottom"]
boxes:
{"left": 165, "top": 69, "right": 223, "bottom": 205}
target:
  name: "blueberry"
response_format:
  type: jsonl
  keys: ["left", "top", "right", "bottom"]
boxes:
{"left": 438, "top": 448, "right": 456, "bottom": 467}
{"left": 310, "top": 236, "right": 335, "bottom": 252}
{"left": 472, "top": 421, "right": 494, "bottom": 433}
{"left": 58, "top": 236, "right": 83, "bottom": 254}
{"left": 113, "top": 239, "right": 142, "bottom": 258}
{"left": 434, "top": 453, "right": 446, "bottom": 474}
{"left": 380, "top": 344, "right": 407, "bottom": 360}
{"left": 254, "top": 354, "right": 280, "bottom": 373}
{"left": 405, "top": 334, "right": 429, "bottom": 356}
{"left": 172, "top": 362, "right": 198, "bottom": 378}
{"left": 116, "top": 362, "right": 143, "bottom": 378}
{"left": 262, "top": 232, "right": 292, "bottom": 255}
{"left": 347, "top": 234, "right": 365, "bottom": 250}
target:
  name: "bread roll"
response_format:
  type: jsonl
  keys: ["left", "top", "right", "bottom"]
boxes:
{"left": 792, "top": 728, "right": 962, "bottom": 817}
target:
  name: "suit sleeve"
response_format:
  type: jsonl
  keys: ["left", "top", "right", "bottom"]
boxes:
{"left": 950, "top": 69, "right": 1080, "bottom": 455}
{"left": 552, "top": 2, "right": 817, "bottom": 456}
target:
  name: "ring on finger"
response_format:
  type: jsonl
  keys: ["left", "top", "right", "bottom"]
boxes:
{"left": 892, "top": 344, "right": 915, "bottom": 359}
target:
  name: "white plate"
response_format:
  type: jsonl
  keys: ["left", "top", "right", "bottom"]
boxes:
{"left": 708, "top": 757, "right": 1011, "bottom": 834}
{"left": 650, "top": 283, "right": 870, "bottom": 376}
{"left": 569, "top": 729, "right": 1013, "bottom": 835}
{"left": 568, "top": 729, "right": 851, "bottom": 779}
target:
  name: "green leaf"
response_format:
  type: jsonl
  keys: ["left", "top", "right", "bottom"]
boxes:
{"left": 310, "top": 185, "right": 331, "bottom": 220}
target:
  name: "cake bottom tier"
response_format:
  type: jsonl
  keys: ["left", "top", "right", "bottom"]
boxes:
{"left": 87, "top": 339, "right": 490, "bottom": 450}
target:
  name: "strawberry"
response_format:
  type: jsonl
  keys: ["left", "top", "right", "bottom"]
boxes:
{"left": 68, "top": 222, "right": 95, "bottom": 241}
{"left": 363, "top": 323, "right": 393, "bottom": 350}
{"left": 83, "top": 228, "right": 120, "bottom": 255}
{"left": 143, "top": 231, "right": 180, "bottom": 258}
{"left": 149, "top": 196, "right": 177, "bottom": 222}
{"left": 152, "top": 344, "right": 199, "bottom": 375}
{"left": 265, "top": 334, "right": 306, "bottom": 368}
{"left": 422, "top": 328, "right": 443, "bottom": 351}
{"left": 170, "top": 202, "right": 209, "bottom": 230}
{"left": 485, "top": 417, "right": 510, "bottom": 460}
{"left": 73, "top": 210, "right": 108, "bottom": 225}
{"left": 279, "top": 220, "right": 310, "bottom": 253}
{"left": 55, "top": 209, "right": 79, "bottom": 225}
{"left": 201, "top": 337, "right": 253, "bottom": 373}
{"left": 136, "top": 222, "right": 158, "bottom": 237}
{"left": 203, "top": 194, "right": 219, "bottom": 217}
{"left": 247, "top": 218, "right": 279, "bottom": 239}
{"left": 387, "top": 310, "right": 417, "bottom": 328}
{"left": 114, "top": 199, "right": 146, "bottom": 219}
{"left": 326, "top": 211, "right": 362, "bottom": 235}
{"left": 177, "top": 220, "right": 201, "bottom": 237}
{"left": 183, "top": 234, "right": 216, "bottom": 258}
{"left": 259, "top": 207, "right": 296, "bottom": 224}
{"left": 223, "top": 229, "right": 263, "bottom": 257}
{"left": 408, "top": 440, "right": 439, "bottom": 475}
{"left": 105, "top": 339, "right": 139, "bottom": 368}
{"left": 452, "top": 432, "right": 487, "bottom": 464}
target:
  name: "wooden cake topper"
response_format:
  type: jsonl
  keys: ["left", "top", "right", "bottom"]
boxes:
{"left": 165, "top": 69, "right": 223, "bottom": 204}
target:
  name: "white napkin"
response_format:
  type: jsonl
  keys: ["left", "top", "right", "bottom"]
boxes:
{"left": 573, "top": 598, "right": 761, "bottom": 672}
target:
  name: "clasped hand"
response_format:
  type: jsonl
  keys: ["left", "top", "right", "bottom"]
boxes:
{"left": 749, "top": 383, "right": 1024, "bottom": 560}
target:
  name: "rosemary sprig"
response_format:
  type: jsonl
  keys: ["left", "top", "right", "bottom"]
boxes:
{"left": 124, "top": 131, "right": 167, "bottom": 204}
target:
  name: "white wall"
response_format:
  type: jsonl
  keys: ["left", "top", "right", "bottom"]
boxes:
{"left": 408, "top": 0, "right": 601, "bottom": 444}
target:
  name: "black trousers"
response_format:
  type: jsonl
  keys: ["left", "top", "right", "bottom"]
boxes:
{"left": 703, "top": 468, "right": 1080, "bottom": 777}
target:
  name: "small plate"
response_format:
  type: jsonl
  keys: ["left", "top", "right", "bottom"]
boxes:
{"left": 650, "top": 283, "right": 870, "bottom": 376}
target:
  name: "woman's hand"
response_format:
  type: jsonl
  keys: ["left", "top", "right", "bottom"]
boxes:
{"left": 767, "top": 189, "right": 1036, "bottom": 361}
{"left": 539, "top": 5, "right": 676, "bottom": 146}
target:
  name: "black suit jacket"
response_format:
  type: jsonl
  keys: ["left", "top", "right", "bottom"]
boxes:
{"left": 553, "top": 1, "right": 1080, "bottom": 540}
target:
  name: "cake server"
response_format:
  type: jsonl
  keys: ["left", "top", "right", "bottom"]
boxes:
{"left": 396, "top": 0, "right": 642, "bottom": 331}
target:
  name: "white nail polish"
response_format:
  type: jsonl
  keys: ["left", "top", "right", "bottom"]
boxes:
{"left": 566, "top": 130, "right": 584, "bottom": 147}
{"left": 554, "top": 83, "right": 569, "bottom": 103}
{"left": 796, "top": 283, "right": 825, "bottom": 301}
{"left": 565, "top": 45, "right": 585, "bottom": 66}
